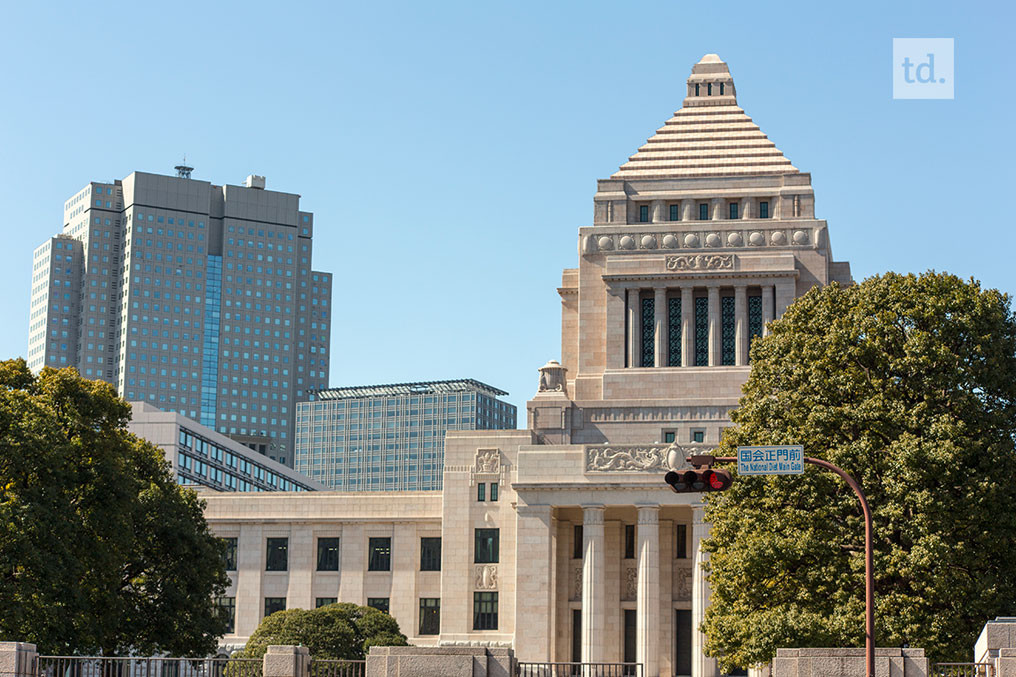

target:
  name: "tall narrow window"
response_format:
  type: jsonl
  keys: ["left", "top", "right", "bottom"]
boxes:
{"left": 747, "top": 295, "right": 763, "bottom": 356}
{"left": 729, "top": 202, "right": 738, "bottom": 219}
{"left": 707, "top": 83, "right": 713, "bottom": 95}
{"left": 695, "top": 83, "right": 700, "bottom": 96}
{"left": 222, "top": 537, "right": 237, "bottom": 571}
{"left": 676, "top": 610, "right": 693, "bottom": 675}
{"left": 694, "top": 297, "right": 709, "bottom": 366}
{"left": 624, "top": 524, "right": 636, "bottom": 559}
{"left": 573, "top": 525, "right": 583, "bottom": 559}
{"left": 699, "top": 203, "right": 709, "bottom": 221}
{"left": 721, "top": 296, "right": 736, "bottom": 365}
{"left": 419, "top": 598, "right": 440, "bottom": 635}
{"left": 474, "top": 528, "right": 499, "bottom": 563}
{"left": 676, "top": 524, "right": 688, "bottom": 559}
{"left": 420, "top": 537, "right": 442, "bottom": 571}
{"left": 266, "top": 537, "right": 288, "bottom": 571}
{"left": 316, "top": 537, "right": 340, "bottom": 571}
{"left": 490, "top": 482, "right": 499, "bottom": 501}
{"left": 720, "top": 83, "right": 725, "bottom": 95}
{"left": 641, "top": 296, "right": 655, "bottom": 367}
{"left": 624, "top": 610, "right": 637, "bottom": 667}
{"left": 477, "top": 482, "right": 486, "bottom": 501}
{"left": 639, "top": 205, "right": 649, "bottom": 223}
{"left": 669, "top": 204, "right": 680, "bottom": 221}
{"left": 759, "top": 201, "right": 770, "bottom": 219}
{"left": 217, "top": 597, "right": 235, "bottom": 633}
{"left": 368, "top": 537, "right": 391, "bottom": 571}
{"left": 668, "top": 296, "right": 682, "bottom": 366}
{"left": 473, "top": 592, "right": 498, "bottom": 630}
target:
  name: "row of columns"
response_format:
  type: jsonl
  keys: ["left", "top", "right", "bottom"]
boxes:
{"left": 626, "top": 285, "right": 776, "bottom": 369}
{"left": 643, "top": 196, "right": 786, "bottom": 223}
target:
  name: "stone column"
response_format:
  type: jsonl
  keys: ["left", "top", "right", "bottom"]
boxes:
{"left": 681, "top": 287, "right": 694, "bottom": 368}
{"left": 652, "top": 200, "right": 665, "bottom": 223}
{"left": 740, "top": 197, "right": 751, "bottom": 220}
{"left": 627, "top": 288, "right": 641, "bottom": 368}
{"left": 606, "top": 287, "right": 626, "bottom": 370}
{"left": 707, "top": 286, "right": 720, "bottom": 366}
{"left": 263, "top": 646, "right": 310, "bottom": 677}
{"left": 682, "top": 201, "right": 695, "bottom": 222}
{"left": 636, "top": 506, "right": 661, "bottom": 677}
{"left": 515, "top": 504, "right": 555, "bottom": 662}
{"left": 0, "top": 642, "right": 37, "bottom": 677}
{"left": 691, "top": 505, "right": 719, "bottom": 677}
{"left": 654, "top": 287, "right": 667, "bottom": 368}
{"left": 761, "top": 284, "right": 775, "bottom": 337}
{"left": 581, "top": 505, "right": 606, "bottom": 664}
{"left": 734, "top": 285, "right": 747, "bottom": 366}
{"left": 711, "top": 198, "right": 723, "bottom": 221}
{"left": 775, "top": 279, "right": 796, "bottom": 320}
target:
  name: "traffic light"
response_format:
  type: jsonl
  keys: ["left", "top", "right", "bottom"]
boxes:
{"left": 664, "top": 468, "right": 732, "bottom": 493}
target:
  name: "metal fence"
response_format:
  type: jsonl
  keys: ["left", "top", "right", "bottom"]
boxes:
{"left": 37, "top": 657, "right": 263, "bottom": 677}
{"left": 307, "top": 660, "right": 365, "bottom": 677}
{"left": 516, "top": 663, "right": 642, "bottom": 677}
{"left": 931, "top": 664, "right": 995, "bottom": 677}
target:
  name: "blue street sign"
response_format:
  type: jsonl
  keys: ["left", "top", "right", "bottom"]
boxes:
{"left": 736, "top": 445, "right": 804, "bottom": 475}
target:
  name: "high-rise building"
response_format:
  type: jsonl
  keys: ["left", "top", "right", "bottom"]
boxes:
{"left": 28, "top": 170, "right": 332, "bottom": 467}
{"left": 295, "top": 379, "right": 517, "bottom": 490}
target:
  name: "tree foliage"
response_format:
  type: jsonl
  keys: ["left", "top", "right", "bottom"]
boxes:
{"left": 238, "top": 603, "right": 408, "bottom": 660}
{"left": 701, "top": 272, "right": 1016, "bottom": 670}
{"left": 0, "top": 361, "right": 229, "bottom": 656}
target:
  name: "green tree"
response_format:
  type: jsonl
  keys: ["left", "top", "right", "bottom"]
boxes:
{"left": 0, "top": 361, "right": 229, "bottom": 656}
{"left": 239, "top": 603, "right": 408, "bottom": 661}
{"left": 701, "top": 272, "right": 1016, "bottom": 670}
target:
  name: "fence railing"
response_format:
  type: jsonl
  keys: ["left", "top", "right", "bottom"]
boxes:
{"left": 37, "top": 657, "right": 263, "bottom": 677}
{"left": 516, "top": 663, "right": 643, "bottom": 677}
{"left": 307, "top": 660, "right": 365, "bottom": 677}
{"left": 931, "top": 664, "right": 995, "bottom": 677}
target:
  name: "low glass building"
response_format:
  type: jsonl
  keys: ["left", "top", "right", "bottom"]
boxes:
{"left": 295, "top": 379, "right": 517, "bottom": 490}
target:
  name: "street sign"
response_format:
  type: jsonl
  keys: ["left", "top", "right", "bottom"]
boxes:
{"left": 736, "top": 445, "right": 804, "bottom": 475}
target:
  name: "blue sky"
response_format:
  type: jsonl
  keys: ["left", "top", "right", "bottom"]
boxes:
{"left": 1, "top": 0, "right": 1013, "bottom": 417}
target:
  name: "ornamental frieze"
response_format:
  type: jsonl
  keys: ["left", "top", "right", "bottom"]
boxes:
{"left": 585, "top": 444, "right": 686, "bottom": 472}
{"left": 666, "top": 254, "right": 733, "bottom": 271}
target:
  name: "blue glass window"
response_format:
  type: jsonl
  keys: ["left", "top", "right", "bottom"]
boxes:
{"left": 670, "top": 204, "right": 680, "bottom": 221}
{"left": 694, "top": 297, "right": 709, "bottom": 366}
{"left": 668, "top": 297, "right": 682, "bottom": 367}
{"left": 639, "top": 205, "right": 649, "bottom": 223}
{"left": 699, "top": 203, "right": 709, "bottom": 221}
{"left": 721, "top": 296, "right": 736, "bottom": 365}
{"left": 641, "top": 296, "right": 655, "bottom": 367}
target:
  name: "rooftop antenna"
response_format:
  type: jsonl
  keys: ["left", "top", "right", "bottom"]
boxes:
{"left": 175, "top": 155, "right": 193, "bottom": 179}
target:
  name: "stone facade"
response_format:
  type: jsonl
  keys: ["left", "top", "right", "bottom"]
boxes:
{"left": 202, "top": 54, "right": 852, "bottom": 676}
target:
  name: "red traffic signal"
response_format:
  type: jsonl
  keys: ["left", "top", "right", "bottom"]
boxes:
{"left": 664, "top": 468, "right": 732, "bottom": 493}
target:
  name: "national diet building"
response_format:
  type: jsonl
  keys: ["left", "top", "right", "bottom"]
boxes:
{"left": 201, "top": 54, "right": 852, "bottom": 677}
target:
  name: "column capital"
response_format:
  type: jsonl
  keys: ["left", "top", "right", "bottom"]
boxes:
{"left": 582, "top": 504, "right": 606, "bottom": 524}
{"left": 636, "top": 504, "right": 661, "bottom": 525}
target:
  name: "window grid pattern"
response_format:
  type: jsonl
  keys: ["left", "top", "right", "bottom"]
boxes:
{"left": 473, "top": 592, "right": 498, "bottom": 630}
{"left": 419, "top": 598, "right": 440, "bottom": 635}
{"left": 668, "top": 297, "right": 681, "bottom": 366}
{"left": 694, "top": 297, "right": 709, "bottom": 366}
{"left": 199, "top": 255, "right": 222, "bottom": 427}
{"left": 640, "top": 297, "right": 655, "bottom": 367}
{"left": 721, "top": 296, "right": 736, "bottom": 366}
{"left": 748, "top": 295, "right": 763, "bottom": 358}
{"left": 368, "top": 537, "right": 391, "bottom": 571}
{"left": 420, "top": 537, "right": 441, "bottom": 571}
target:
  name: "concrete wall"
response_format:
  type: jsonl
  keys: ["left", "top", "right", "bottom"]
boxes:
{"left": 772, "top": 648, "right": 928, "bottom": 677}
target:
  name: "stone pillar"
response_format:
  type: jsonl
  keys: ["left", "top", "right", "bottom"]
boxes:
{"left": 711, "top": 198, "right": 723, "bottom": 221}
{"left": 682, "top": 201, "right": 695, "bottom": 222}
{"left": 691, "top": 505, "right": 719, "bottom": 677}
{"left": 740, "top": 196, "right": 751, "bottom": 219}
{"left": 581, "top": 505, "right": 606, "bottom": 664}
{"left": 681, "top": 287, "right": 694, "bottom": 368}
{"left": 606, "top": 287, "right": 626, "bottom": 370}
{"left": 652, "top": 200, "right": 665, "bottom": 223}
{"left": 0, "top": 642, "right": 37, "bottom": 677}
{"left": 286, "top": 525, "right": 314, "bottom": 610}
{"left": 627, "top": 288, "right": 641, "bottom": 368}
{"left": 734, "top": 285, "right": 747, "bottom": 366}
{"left": 515, "top": 504, "right": 555, "bottom": 662}
{"left": 707, "top": 286, "right": 720, "bottom": 366}
{"left": 654, "top": 288, "right": 667, "bottom": 368}
{"left": 775, "top": 279, "right": 796, "bottom": 320}
{"left": 761, "top": 284, "right": 775, "bottom": 337}
{"left": 263, "top": 646, "right": 310, "bottom": 677}
{"left": 637, "top": 506, "right": 661, "bottom": 677}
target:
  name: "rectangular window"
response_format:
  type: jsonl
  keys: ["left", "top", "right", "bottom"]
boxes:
{"left": 639, "top": 205, "right": 649, "bottom": 223}
{"left": 367, "top": 597, "right": 390, "bottom": 613}
{"left": 473, "top": 592, "right": 498, "bottom": 630}
{"left": 721, "top": 295, "right": 736, "bottom": 366}
{"left": 316, "top": 598, "right": 337, "bottom": 608}
{"left": 222, "top": 537, "right": 237, "bottom": 571}
{"left": 624, "top": 609, "right": 637, "bottom": 666}
{"left": 572, "top": 609, "right": 582, "bottom": 663}
{"left": 419, "top": 598, "right": 440, "bottom": 635}
{"left": 474, "top": 528, "right": 499, "bottom": 563}
{"left": 266, "top": 537, "right": 288, "bottom": 571}
{"left": 694, "top": 297, "right": 709, "bottom": 366}
{"left": 669, "top": 204, "right": 680, "bottom": 221}
{"left": 676, "top": 524, "right": 688, "bottom": 559}
{"left": 640, "top": 296, "right": 655, "bottom": 367}
{"left": 368, "top": 537, "right": 392, "bottom": 571}
{"left": 699, "top": 203, "right": 709, "bottom": 220}
{"left": 747, "top": 295, "right": 763, "bottom": 356}
{"left": 624, "top": 524, "right": 636, "bottom": 559}
{"left": 489, "top": 482, "right": 498, "bottom": 502}
{"left": 676, "top": 610, "right": 693, "bottom": 675}
{"left": 264, "top": 597, "right": 286, "bottom": 618}
{"left": 664, "top": 431, "right": 676, "bottom": 443}
{"left": 692, "top": 430, "right": 705, "bottom": 443}
{"left": 667, "top": 296, "right": 681, "bottom": 367}
{"left": 217, "top": 597, "right": 235, "bottom": 633}
{"left": 317, "top": 537, "right": 340, "bottom": 571}
{"left": 759, "top": 201, "right": 769, "bottom": 219}
{"left": 573, "top": 525, "right": 583, "bottom": 559}
{"left": 477, "top": 482, "right": 486, "bottom": 501}
{"left": 729, "top": 202, "right": 739, "bottom": 219}
{"left": 420, "top": 537, "right": 442, "bottom": 571}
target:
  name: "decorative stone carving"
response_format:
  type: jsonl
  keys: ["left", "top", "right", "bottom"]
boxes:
{"left": 705, "top": 233, "right": 721, "bottom": 247}
{"left": 771, "top": 231, "right": 787, "bottom": 245}
{"left": 619, "top": 235, "right": 636, "bottom": 250}
{"left": 683, "top": 233, "right": 700, "bottom": 248}
{"left": 537, "top": 360, "right": 567, "bottom": 394}
{"left": 581, "top": 235, "right": 598, "bottom": 255}
{"left": 585, "top": 445, "right": 669, "bottom": 472}
{"left": 598, "top": 235, "right": 614, "bottom": 250}
{"left": 571, "top": 566, "right": 582, "bottom": 601}
{"left": 666, "top": 254, "right": 733, "bottom": 271}
{"left": 474, "top": 449, "right": 500, "bottom": 475}
{"left": 727, "top": 232, "right": 743, "bottom": 246}
{"left": 749, "top": 231, "right": 765, "bottom": 246}
{"left": 674, "top": 564, "right": 693, "bottom": 601}
{"left": 623, "top": 567, "right": 638, "bottom": 601}
{"left": 640, "top": 234, "right": 657, "bottom": 249}
{"left": 662, "top": 234, "right": 679, "bottom": 249}
{"left": 793, "top": 230, "right": 809, "bottom": 245}
{"left": 475, "top": 564, "right": 498, "bottom": 590}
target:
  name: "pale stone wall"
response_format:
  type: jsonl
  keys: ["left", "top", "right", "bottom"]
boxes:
{"left": 771, "top": 648, "right": 928, "bottom": 677}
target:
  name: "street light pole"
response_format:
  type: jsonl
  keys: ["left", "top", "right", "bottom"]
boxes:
{"left": 711, "top": 455, "right": 875, "bottom": 677}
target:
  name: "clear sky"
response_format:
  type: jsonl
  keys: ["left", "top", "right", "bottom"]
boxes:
{"left": 1, "top": 0, "right": 1013, "bottom": 418}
